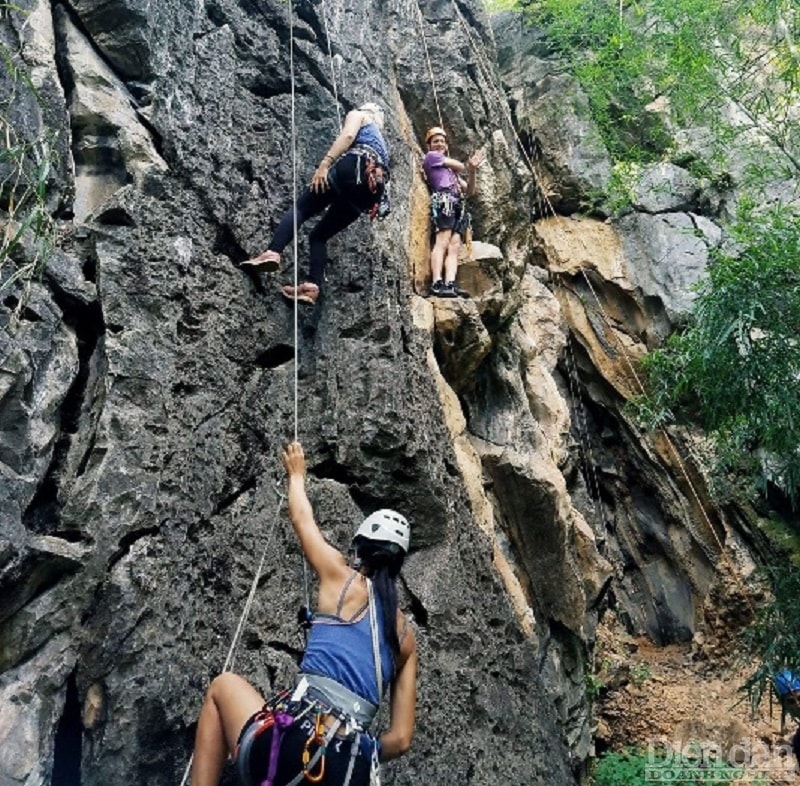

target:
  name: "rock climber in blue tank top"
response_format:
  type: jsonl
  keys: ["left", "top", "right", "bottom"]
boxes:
{"left": 242, "top": 103, "right": 391, "bottom": 307}
{"left": 189, "top": 441, "right": 417, "bottom": 786}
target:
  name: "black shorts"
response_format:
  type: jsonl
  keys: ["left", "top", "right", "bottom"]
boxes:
{"left": 235, "top": 708, "right": 374, "bottom": 786}
{"left": 430, "top": 191, "right": 470, "bottom": 236}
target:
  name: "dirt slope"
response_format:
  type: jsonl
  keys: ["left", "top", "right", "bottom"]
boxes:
{"left": 593, "top": 616, "right": 798, "bottom": 784}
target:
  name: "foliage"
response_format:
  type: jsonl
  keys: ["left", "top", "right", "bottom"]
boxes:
{"left": 740, "top": 564, "right": 800, "bottom": 718}
{"left": 0, "top": 2, "right": 59, "bottom": 303}
{"left": 638, "top": 201, "right": 800, "bottom": 504}
{"left": 514, "top": 0, "right": 800, "bottom": 189}
{"left": 630, "top": 661, "right": 651, "bottom": 687}
{"left": 585, "top": 670, "right": 606, "bottom": 700}
{"left": 757, "top": 516, "right": 800, "bottom": 568}
{"left": 482, "top": 0, "right": 518, "bottom": 11}
{"left": 591, "top": 747, "right": 757, "bottom": 786}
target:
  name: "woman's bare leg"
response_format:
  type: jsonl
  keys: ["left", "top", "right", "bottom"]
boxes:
{"left": 190, "top": 673, "right": 265, "bottom": 786}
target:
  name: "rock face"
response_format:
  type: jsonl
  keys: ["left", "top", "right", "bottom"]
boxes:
{"left": 0, "top": 2, "right": 773, "bottom": 786}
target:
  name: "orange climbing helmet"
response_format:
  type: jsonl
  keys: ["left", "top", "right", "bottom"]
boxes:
{"left": 425, "top": 126, "right": 448, "bottom": 145}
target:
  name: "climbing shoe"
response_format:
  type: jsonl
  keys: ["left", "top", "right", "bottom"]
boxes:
{"left": 281, "top": 282, "right": 319, "bottom": 305}
{"left": 446, "top": 280, "right": 470, "bottom": 298}
{"left": 242, "top": 250, "right": 281, "bottom": 272}
{"left": 430, "top": 279, "right": 457, "bottom": 298}
{"left": 429, "top": 279, "right": 446, "bottom": 297}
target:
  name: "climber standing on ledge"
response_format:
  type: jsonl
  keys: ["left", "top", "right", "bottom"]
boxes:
{"left": 189, "top": 441, "right": 417, "bottom": 786}
{"left": 422, "top": 126, "right": 485, "bottom": 299}
{"left": 242, "top": 103, "right": 391, "bottom": 306}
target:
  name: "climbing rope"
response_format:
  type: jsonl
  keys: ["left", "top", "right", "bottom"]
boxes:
{"left": 178, "top": 492, "right": 287, "bottom": 786}
{"left": 413, "top": 0, "right": 444, "bottom": 129}
{"left": 180, "top": 4, "right": 306, "bottom": 783}
{"left": 320, "top": 0, "right": 343, "bottom": 128}
{"left": 288, "top": 0, "right": 314, "bottom": 647}
{"left": 288, "top": 0, "right": 300, "bottom": 444}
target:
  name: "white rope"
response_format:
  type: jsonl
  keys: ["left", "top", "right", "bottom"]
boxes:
{"left": 221, "top": 500, "right": 283, "bottom": 673}
{"left": 178, "top": 493, "right": 286, "bottom": 786}
{"left": 180, "top": 6, "right": 306, "bottom": 784}
{"left": 287, "top": 0, "right": 314, "bottom": 686}
{"left": 413, "top": 0, "right": 444, "bottom": 128}
{"left": 320, "top": 0, "right": 343, "bottom": 127}
{"left": 289, "top": 0, "right": 299, "bottom": 444}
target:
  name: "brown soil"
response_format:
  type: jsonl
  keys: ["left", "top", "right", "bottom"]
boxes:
{"left": 593, "top": 615, "right": 799, "bottom": 784}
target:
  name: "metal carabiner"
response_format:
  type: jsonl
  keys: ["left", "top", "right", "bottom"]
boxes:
{"left": 302, "top": 712, "right": 327, "bottom": 783}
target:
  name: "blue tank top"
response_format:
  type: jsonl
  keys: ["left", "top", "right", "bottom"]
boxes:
{"left": 300, "top": 591, "right": 395, "bottom": 706}
{"left": 353, "top": 122, "right": 390, "bottom": 167}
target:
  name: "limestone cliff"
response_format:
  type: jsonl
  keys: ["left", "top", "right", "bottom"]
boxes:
{"left": 0, "top": 2, "right": 772, "bottom": 785}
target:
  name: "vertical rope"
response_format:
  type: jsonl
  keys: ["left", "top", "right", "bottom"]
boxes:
{"left": 413, "top": 0, "right": 444, "bottom": 128}
{"left": 287, "top": 0, "right": 313, "bottom": 653}
{"left": 177, "top": 494, "right": 286, "bottom": 786}
{"left": 320, "top": 0, "right": 343, "bottom": 127}
{"left": 180, "top": 8, "right": 304, "bottom": 784}
{"left": 288, "top": 0, "right": 299, "bottom": 444}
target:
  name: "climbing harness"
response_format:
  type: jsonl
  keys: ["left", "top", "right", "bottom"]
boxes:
{"left": 233, "top": 579, "right": 386, "bottom": 786}
{"left": 429, "top": 190, "right": 472, "bottom": 251}
{"left": 347, "top": 144, "right": 390, "bottom": 198}
{"left": 430, "top": 190, "right": 459, "bottom": 220}
{"left": 357, "top": 150, "right": 389, "bottom": 196}
{"left": 325, "top": 145, "right": 391, "bottom": 222}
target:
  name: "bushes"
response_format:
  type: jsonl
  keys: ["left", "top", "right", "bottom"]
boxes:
{"left": 592, "top": 747, "right": 761, "bottom": 785}
{"left": 0, "top": 3, "right": 59, "bottom": 305}
{"left": 741, "top": 565, "right": 800, "bottom": 717}
{"left": 639, "top": 202, "right": 800, "bottom": 506}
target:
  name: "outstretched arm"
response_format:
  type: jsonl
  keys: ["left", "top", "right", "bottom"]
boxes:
{"left": 379, "top": 622, "right": 417, "bottom": 761}
{"left": 283, "top": 441, "right": 347, "bottom": 582}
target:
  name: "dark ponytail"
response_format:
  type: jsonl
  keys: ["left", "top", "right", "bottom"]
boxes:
{"left": 352, "top": 536, "right": 405, "bottom": 659}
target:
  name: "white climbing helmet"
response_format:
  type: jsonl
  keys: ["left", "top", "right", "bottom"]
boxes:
{"left": 354, "top": 509, "right": 410, "bottom": 553}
